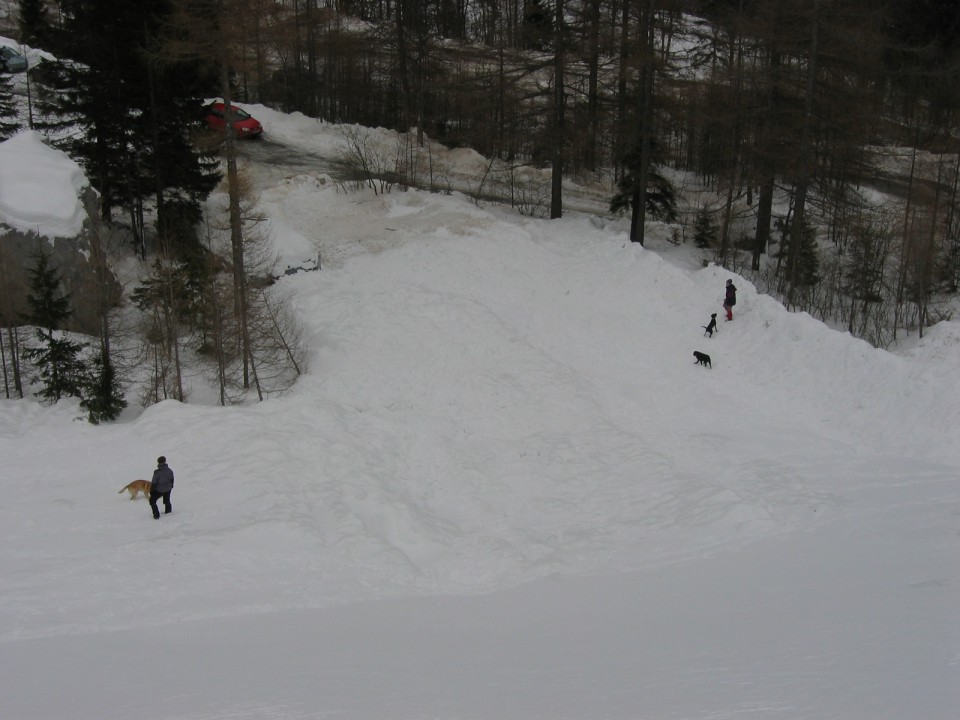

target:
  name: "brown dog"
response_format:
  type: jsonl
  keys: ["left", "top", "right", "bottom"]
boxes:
{"left": 118, "top": 479, "right": 151, "bottom": 499}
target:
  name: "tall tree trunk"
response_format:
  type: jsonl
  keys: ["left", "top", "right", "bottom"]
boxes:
{"left": 752, "top": 8, "right": 782, "bottom": 271}
{"left": 220, "top": 59, "right": 250, "bottom": 389}
{"left": 0, "top": 244, "right": 24, "bottom": 398}
{"left": 786, "top": 0, "right": 819, "bottom": 306}
{"left": 584, "top": 0, "right": 601, "bottom": 171}
{"left": 615, "top": 0, "right": 630, "bottom": 180}
{"left": 917, "top": 153, "right": 945, "bottom": 337}
{"left": 550, "top": 0, "right": 565, "bottom": 219}
{"left": 718, "top": 12, "right": 745, "bottom": 267}
{"left": 146, "top": 53, "right": 164, "bottom": 260}
{"left": 629, "top": 0, "right": 656, "bottom": 245}
{"left": 754, "top": 179, "right": 774, "bottom": 270}
{"left": 2, "top": 326, "right": 23, "bottom": 398}
{"left": 396, "top": 0, "right": 424, "bottom": 140}
{"left": 305, "top": 0, "right": 318, "bottom": 115}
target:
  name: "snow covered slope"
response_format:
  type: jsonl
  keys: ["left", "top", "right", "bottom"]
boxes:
{"left": 1, "top": 108, "right": 958, "bottom": 720}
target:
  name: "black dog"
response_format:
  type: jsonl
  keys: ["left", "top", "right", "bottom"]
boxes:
{"left": 702, "top": 313, "right": 718, "bottom": 338}
{"left": 693, "top": 351, "right": 712, "bottom": 368}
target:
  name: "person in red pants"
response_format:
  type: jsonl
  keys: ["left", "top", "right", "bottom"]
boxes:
{"left": 723, "top": 279, "right": 737, "bottom": 321}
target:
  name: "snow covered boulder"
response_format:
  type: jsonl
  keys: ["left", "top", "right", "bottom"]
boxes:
{"left": 0, "top": 130, "right": 120, "bottom": 335}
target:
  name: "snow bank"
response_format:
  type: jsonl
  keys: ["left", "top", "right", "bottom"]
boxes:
{"left": 0, "top": 130, "right": 88, "bottom": 237}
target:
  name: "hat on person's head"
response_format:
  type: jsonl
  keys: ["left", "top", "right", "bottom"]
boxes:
{"left": 157, "top": 456, "right": 166, "bottom": 464}
{"left": 726, "top": 279, "right": 732, "bottom": 285}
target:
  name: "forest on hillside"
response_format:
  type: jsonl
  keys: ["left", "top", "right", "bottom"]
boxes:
{"left": 2, "top": 0, "right": 960, "bottom": 418}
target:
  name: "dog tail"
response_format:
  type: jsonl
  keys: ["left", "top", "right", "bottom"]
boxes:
{"left": 118, "top": 487, "right": 125, "bottom": 493}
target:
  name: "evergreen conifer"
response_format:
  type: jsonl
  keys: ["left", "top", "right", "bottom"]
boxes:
{"left": 80, "top": 347, "right": 127, "bottom": 423}
{"left": 18, "top": 0, "right": 52, "bottom": 49}
{"left": 20, "top": 248, "right": 88, "bottom": 403}
{"left": 0, "top": 70, "right": 18, "bottom": 141}
{"left": 693, "top": 208, "right": 719, "bottom": 249}
{"left": 33, "top": 0, "right": 220, "bottom": 246}
{"left": 778, "top": 218, "right": 821, "bottom": 287}
{"left": 609, "top": 143, "right": 678, "bottom": 223}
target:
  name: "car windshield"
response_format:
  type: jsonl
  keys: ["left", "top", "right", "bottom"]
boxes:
{"left": 231, "top": 108, "right": 251, "bottom": 120}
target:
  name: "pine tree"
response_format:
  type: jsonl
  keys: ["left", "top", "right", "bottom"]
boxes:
{"left": 34, "top": 0, "right": 219, "bottom": 243}
{"left": 32, "top": 1, "right": 141, "bottom": 221}
{"left": 80, "top": 346, "right": 126, "bottom": 423}
{"left": 23, "top": 248, "right": 70, "bottom": 334}
{"left": 18, "top": 0, "right": 52, "bottom": 49}
{"left": 775, "top": 217, "right": 821, "bottom": 289}
{"left": 26, "top": 334, "right": 89, "bottom": 402}
{"left": 609, "top": 144, "right": 677, "bottom": 224}
{"left": 20, "top": 248, "right": 88, "bottom": 403}
{"left": 0, "top": 70, "right": 18, "bottom": 141}
{"left": 693, "top": 208, "right": 719, "bottom": 249}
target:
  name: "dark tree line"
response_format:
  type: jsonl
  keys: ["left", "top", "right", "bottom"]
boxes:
{"left": 10, "top": 1, "right": 960, "bottom": 247}
{"left": 215, "top": 2, "right": 960, "bottom": 249}
{"left": 1, "top": 0, "right": 307, "bottom": 415}
{"left": 3, "top": 0, "right": 960, "bottom": 412}
{"left": 30, "top": 0, "right": 221, "bottom": 255}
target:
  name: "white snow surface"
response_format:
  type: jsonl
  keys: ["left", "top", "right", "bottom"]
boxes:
{"left": 0, "top": 130, "right": 88, "bottom": 237}
{"left": 1, "top": 102, "right": 959, "bottom": 720}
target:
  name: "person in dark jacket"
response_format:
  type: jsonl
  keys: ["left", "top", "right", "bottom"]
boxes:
{"left": 723, "top": 279, "right": 737, "bottom": 321}
{"left": 149, "top": 456, "right": 175, "bottom": 519}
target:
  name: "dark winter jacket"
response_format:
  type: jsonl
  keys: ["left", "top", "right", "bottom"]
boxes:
{"left": 724, "top": 283, "right": 737, "bottom": 306}
{"left": 151, "top": 463, "right": 175, "bottom": 494}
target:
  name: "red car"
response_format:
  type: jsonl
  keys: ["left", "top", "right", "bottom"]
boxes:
{"left": 203, "top": 102, "right": 263, "bottom": 138}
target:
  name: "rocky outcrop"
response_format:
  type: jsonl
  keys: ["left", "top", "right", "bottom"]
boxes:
{"left": 0, "top": 187, "right": 122, "bottom": 336}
